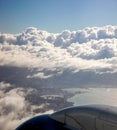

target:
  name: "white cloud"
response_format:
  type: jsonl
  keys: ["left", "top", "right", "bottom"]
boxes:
{"left": 0, "top": 82, "right": 54, "bottom": 130}
{"left": 27, "top": 72, "right": 53, "bottom": 79}
{"left": 1, "top": 26, "right": 117, "bottom": 75}
{"left": 1, "top": 26, "right": 117, "bottom": 129}
{"left": 1, "top": 26, "right": 117, "bottom": 85}
{"left": 0, "top": 83, "right": 28, "bottom": 130}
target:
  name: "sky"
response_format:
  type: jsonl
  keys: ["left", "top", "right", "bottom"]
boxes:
{"left": 0, "top": 0, "right": 117, "bottom": 33}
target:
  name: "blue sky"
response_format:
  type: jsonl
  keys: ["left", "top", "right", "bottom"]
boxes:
{"left": 0, "top": 0, "right": 117, "bottom": 33}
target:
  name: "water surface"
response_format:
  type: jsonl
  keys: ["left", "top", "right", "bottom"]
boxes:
{"left": 65, "top": 88, "right": 117, "bottom": 106}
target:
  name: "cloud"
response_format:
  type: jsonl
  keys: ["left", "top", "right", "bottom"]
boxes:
{"left": 0, "top": 82, "right": 28, "bottom": 130}
{"left": 27, "top": 72, "right": 53, "bottom": 79}
{"left": 0, "top": 33, "right": 16, "bottom": 44}
{"left": 0, "top": 26, "right": 117, "bottom": 78}
{"left": 0, "top": 82, "right": 54, "bottom": 130}
{"left": 1, "top": 25, "right": 117, "bottom": 129}
{"left": 67, "top": 38, "right": 117, "bottom": 60}
{"left": 0, "top": 26, "right": 117, "bottom": 85}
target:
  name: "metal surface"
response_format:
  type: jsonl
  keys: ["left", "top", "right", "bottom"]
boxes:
{"left": 50, "top": 105, "right": 117, "bottom": 130}
{"left": 16, "top": 105, "right": 117, "bottom": 130}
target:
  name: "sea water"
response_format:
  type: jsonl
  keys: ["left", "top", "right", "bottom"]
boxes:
{"left": 65, "top": 88, "right": 117, "bottom": 106}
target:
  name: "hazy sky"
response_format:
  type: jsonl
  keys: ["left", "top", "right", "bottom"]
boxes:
{"left": 0, "top": 0, "right": 117, "bottom": 33}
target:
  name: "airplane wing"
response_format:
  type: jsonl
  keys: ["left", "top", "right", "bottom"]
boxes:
{"left": 16, "top": 105, "right": 117, "bottom": 130}
{"left": 16, "top": 114, "right": 71, "bottom": 130}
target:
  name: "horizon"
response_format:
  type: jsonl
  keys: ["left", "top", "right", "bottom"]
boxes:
{"left": 0, "top": 24, "right": 117, "bottom": 35}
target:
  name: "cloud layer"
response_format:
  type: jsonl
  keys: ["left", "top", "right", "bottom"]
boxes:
{"left": 1, "top": 25, "right": 117, "bottom": 130}
{"left": 1, "top": 25, "right": 117, "bottom": 75}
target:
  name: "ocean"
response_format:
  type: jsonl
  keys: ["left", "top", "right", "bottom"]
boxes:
{"left": 65, "top": 88, "right": 117, "bottom": 106}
